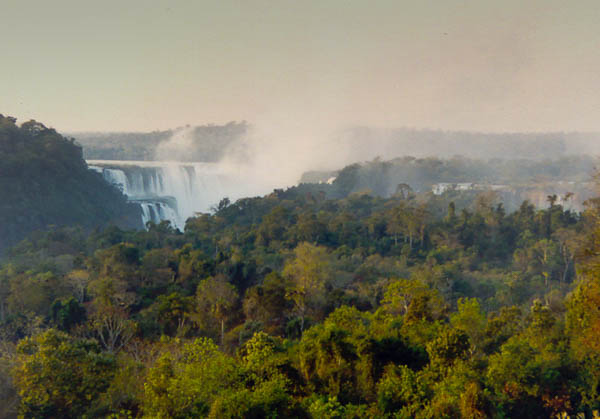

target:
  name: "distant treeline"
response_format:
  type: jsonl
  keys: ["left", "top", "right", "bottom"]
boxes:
{"left": 74, "top": 121, "right": 248, "bottom": 161}
{"left": 76, "top": 124, "right": 600, "bottom": 164}
{"left": 334, "top": 126, "right": 600, "bottom": 161}
{"left": 301, "top": 155, "right": 599, "bottom": 211}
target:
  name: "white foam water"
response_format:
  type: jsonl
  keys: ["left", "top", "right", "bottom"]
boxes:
{"left": 88, "top": 160, "right": 241, "bottom": 230}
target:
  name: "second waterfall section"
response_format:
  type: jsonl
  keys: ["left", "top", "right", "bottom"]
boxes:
{"left": 88, "top": 160, "right": 233, "bottom": 230}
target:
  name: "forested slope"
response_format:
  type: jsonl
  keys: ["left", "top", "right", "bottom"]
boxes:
{"left": 0, "top": 115, "right": 141, "bottom": 254}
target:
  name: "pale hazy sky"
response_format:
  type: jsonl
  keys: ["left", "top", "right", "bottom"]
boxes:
{"left": 2, "top": 0, "right": 600, "bottom": 132}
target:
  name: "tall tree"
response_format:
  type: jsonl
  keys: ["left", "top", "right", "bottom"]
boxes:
{"left": 196, "top": 275, "right": 238, "bottom": 346}
{"left": 283, "top": 242, "right": 332, "bottom": 332}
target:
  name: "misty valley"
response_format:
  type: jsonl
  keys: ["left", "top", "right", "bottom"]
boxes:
{"left": 79, "top": 125, "right": 600, "bottom": 236}
{"left": 4, "top": 113, "right": 600, "bottom": 418}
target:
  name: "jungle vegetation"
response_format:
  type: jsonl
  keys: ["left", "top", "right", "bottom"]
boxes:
{"left": 1, "top": 178, "right": 600, "bottom": 418}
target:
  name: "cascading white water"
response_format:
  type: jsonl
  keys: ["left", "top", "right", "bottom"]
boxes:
{"left": 88, "top": 160, "right": 238, "bottom": 230}
{"left": 140, "top": 202, "right": 153, "bottom": 225}
{"left": 137, "top": 201, "right": 181, "bottom": 226}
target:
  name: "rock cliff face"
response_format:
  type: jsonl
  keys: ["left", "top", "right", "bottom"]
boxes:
{"left": 0, "top": 115, "right": 141, "bottom": 255}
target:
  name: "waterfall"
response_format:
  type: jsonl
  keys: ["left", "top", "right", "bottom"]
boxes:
{"left": 88, "top": 160, "right": 236, "bottom": 230}
{"left": 140, "top": 202, "right": 153, "bottom": 226}
{"left": 103, "top": 169, "right": 130, "bottom": 195}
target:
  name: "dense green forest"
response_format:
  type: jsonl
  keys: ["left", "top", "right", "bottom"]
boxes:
{"left": 0, "top": 115, "right": 141, "bottom": 254}
{"left": 2, "top": 178, "right": 600, "bottom": 418}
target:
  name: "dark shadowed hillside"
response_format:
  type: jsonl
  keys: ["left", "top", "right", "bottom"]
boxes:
{"left": 0, "top": 115, "right": 141, "bottom": 254}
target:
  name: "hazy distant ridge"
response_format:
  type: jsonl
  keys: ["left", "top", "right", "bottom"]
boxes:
{"left": 74, "top": 124, "right": 600, "bottom": 165}
{"left": 72, "top": 121, "right": 248, "bottom": 162}
{"left": 332, "top": 127, "right": 600, "bottom": 161}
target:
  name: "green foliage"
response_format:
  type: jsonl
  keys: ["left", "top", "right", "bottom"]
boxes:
{"left": 426, "top": 328, "right": 470, "bottom": 367}
{"left": 12, "top": 329, "right": 116, "bottom": 418}
{"left": 143, "top": 337, "right": 239, "bottom": 418}
{"left": 377, "top": 364, "right": 430, "bottom": 416}
{"left": 142, "top": 336, "right": 299, "bottom": 418}
{"left": 284, "top": 243, "right": 333, "bottom": 331}
{"left": 450, "top": 298, "right": 486, "bottom": 355}
{"left": 195, "top": 275, "right": 239, "bottom": 345}
{"left": 51, "top": 297, "right": 86, "bottom": 331}
{"left": 208, "top": 376, "right": 295, "bottom": 419}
